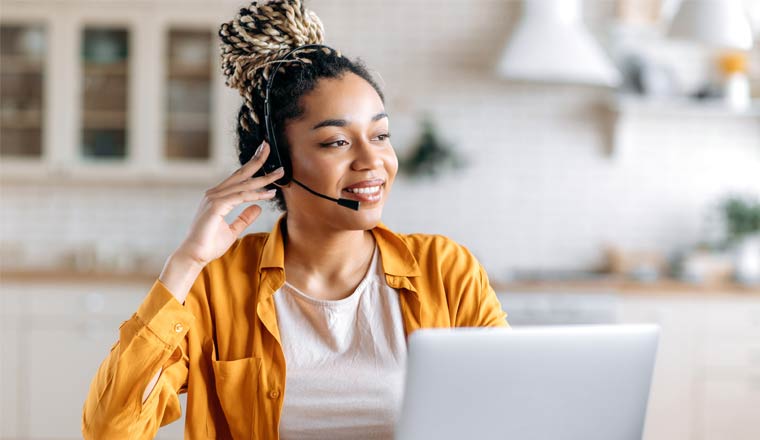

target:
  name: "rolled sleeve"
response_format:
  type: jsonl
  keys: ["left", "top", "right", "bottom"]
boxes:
{"left": 135, "top": 279, "right": 196, "bottom": 347}
{"left": 83, "top": 277, "right": 200, "bottom": 439}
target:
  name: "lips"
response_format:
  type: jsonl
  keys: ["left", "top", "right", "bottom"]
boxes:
{"left": 341, "top": 179, "right": 386, "bottom": 204}
{"left": 342, "top": 179, "right": 386, "bottom": 190}
{"left": 342, "top": 185, "right": 384, "bottom": 203}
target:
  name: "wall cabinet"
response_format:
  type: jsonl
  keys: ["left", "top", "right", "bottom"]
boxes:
{"left": 0, "top": 0, "right": 242, "bottom": 185}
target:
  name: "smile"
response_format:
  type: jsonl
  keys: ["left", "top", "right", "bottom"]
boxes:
{"left": 345, "top": 186, "right": 382, "bottom": 194}
{"left": 342, "top": 184, "right": 385, "bottom": 203}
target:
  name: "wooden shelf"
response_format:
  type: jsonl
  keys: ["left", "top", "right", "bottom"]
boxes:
{"left": 83, "top": 60, "right": 128, "bottom": 76}
{"left": 167, "top": 111, "right": 210, "bottom": 130}
{"left": 82, "top": 110, "right": 126, "bottom": 129}
{"left": 609, "top": 94, "right": 760, "bottom": 118}
{"left": 168, "top": 63, "right": 212, "bottom": 79}
{"left": 0, "top": 109, "right": 43, "bottom": 128}
{"left": 0, "top": 56, "right": 44, "bottom": 74}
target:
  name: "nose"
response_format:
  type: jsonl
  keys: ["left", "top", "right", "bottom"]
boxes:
{"left": 350, "top": 138, "right": 384, "bottom": 171}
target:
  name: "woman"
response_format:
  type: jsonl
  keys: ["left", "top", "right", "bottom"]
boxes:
{"left": 82, "top": 1, "right": 509, "bottom": 439}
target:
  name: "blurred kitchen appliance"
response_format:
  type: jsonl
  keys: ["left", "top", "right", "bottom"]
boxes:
{"left": 667, "top": 0, "right": 754, "bottom": 50}
{"left": 496, "top": 0, "right": 621, "bottom": 86}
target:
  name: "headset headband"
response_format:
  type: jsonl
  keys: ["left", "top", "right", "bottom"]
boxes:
{"left": 263, "top": 43, "right": 335, "bottom": 165}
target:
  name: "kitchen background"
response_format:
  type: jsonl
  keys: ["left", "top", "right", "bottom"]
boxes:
{"left": 1, "top": 0, "right": 759, "bottom": 439}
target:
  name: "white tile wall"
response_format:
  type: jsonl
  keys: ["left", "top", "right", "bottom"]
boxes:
{"left": 1, "top": 0, "right": 759, "bottom": 282}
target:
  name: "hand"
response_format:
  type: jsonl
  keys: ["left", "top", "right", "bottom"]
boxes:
{"left": 174, "top": 140, "right": 283, "bottom": 267}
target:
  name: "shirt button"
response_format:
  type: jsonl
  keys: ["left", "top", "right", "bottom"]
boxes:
{"left": 174, "top": 323, "right": 184, "bottom": 333}
{"left": 268, "top": 389, "right": 280, "bottom": 399}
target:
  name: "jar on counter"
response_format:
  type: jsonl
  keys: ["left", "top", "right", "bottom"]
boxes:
{"left": 718, "top": 51, "right": 751, "bottom": 111}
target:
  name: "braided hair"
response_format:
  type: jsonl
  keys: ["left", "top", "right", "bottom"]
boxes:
{"left": 218, "top": 0, "right": 385, "bottom": 211}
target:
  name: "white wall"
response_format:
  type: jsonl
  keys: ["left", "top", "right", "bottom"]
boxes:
{"left": 1, "top": 0, "right": 759, "bottom": 282}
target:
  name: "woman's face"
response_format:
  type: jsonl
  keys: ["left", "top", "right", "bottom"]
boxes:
{"left": 282, "top": 72, "right": 397, "bottom": 231}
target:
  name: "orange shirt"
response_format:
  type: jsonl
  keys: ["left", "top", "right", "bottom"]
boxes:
{"left": 82, "top": 215, "right": 510, "bottom": 439}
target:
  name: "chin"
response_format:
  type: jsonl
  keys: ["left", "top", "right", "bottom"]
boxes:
{"left": 331, "top": 203, "right": 385, "bottom": 231}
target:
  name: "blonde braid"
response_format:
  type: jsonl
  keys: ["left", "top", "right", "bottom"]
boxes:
{"left": 218, "top": 0, "right": 329, "bottom": 128}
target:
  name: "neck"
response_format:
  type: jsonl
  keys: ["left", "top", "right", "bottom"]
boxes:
{"left": 282, "top": 215, "right": 375, "bottom": 284}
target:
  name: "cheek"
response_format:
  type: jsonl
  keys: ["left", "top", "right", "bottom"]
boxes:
{"left": 291, "top": 148, "right": 344, "bottom": 183}
{"left": 384, "top": 148, "right": 399, "bottom": 180}
{"left": 291, "top": 146, "right": 322, "bottom": 173}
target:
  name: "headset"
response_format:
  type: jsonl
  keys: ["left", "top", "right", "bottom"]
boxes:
{"left": 255, "top": 43, "right": 359, "bottom": 211}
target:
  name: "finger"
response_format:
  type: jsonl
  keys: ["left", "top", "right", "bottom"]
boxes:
{"left": 228, "top": 204, "right": 263, "bottom": 237}
{"left": 214, "top": 167, "right": 284, "bottom": 199}
{"left": 211, "top": 188, "right": 277, "bottom": 216}
{"left": 217, "top": 140, "right": 271, "bottom": 189}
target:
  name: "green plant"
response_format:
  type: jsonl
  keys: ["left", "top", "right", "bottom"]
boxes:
{"left": 721, "top": 194, "right": 760, "bottom": 245}
{"left": 399, "top": 113, "right": 466, "bottom": 178}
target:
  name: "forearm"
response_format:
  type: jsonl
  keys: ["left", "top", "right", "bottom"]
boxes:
{"left": 82, "top": 279, "right": 196, "bottom": 438}
{"left": 159, "top": 252, "right": 205, "bottom": 304}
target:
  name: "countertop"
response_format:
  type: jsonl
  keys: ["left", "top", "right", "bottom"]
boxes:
{"left": 492, "top": 277, "right": 760, "bottom": 296}
{"left": 2, "top": 268, "right": 759, "bottom": 296}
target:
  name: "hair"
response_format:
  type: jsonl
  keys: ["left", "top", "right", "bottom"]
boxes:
{"left": 218, "top": 0, "right": 385, "bottom": 211}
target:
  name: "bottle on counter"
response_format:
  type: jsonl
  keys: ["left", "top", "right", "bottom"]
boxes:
{"left": 718, "top": 51, "right": 751, "bottom": 111}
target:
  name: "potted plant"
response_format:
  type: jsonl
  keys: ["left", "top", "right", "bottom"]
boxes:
{"left": 399, "top": 113, "right": 466, "bottom": 178}
{"left": 721, "top": 194, "right": 760, "bottom": 285}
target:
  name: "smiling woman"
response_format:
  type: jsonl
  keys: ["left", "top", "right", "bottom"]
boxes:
{"left": 81, "top": 1, "right": 509, "bottom": 439}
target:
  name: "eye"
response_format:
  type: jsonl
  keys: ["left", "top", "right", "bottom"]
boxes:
{"left": 320, "top": 139, "right": 349, "bottom": 148}
{"left": 375, "top": 133, "right": 391, "bottom": 141}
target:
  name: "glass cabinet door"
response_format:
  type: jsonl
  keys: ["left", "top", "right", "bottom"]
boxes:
{"left": 165, "top": 28, "right": 213, "bottom": 160}
{"left": 0, "top": 24, "right": 46, "bottom": 158}
{"left": 81, "top": 27, "right": 129, "bottom": 159}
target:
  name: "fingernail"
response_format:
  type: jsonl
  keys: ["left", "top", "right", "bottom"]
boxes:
{"left": 274, "top": 167, "right": 284, "bottom": 175}
{"left": 253, "top": 141, "right": 264, "bottom": 159}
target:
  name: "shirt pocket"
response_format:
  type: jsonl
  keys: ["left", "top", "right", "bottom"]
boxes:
{"left": 209, "top": 356, "right": 263, "bottom": 440}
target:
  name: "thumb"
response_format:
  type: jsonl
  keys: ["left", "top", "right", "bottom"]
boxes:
{"left": 228, "top": 204, "right": 263, "bottom": 237}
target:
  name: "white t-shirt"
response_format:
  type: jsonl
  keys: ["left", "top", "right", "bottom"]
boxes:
{"left": 273, "top": 244, "right": 408, "bottom": 440}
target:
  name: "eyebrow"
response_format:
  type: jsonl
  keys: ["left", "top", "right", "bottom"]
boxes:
{"left": 311, "top": 112, "right": 388, "bottom": 130}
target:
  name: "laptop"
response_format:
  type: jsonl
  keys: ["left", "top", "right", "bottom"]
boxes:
{"left": 394, "top": 324, "right": 660, "bottom": 440}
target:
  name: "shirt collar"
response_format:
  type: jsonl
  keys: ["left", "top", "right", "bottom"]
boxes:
{"left": 258, "top": 213, "right": 421, "bottom": 278}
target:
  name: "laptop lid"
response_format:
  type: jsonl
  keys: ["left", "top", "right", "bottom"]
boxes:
{"left": 394, "top": 324, "right": 660, "bottom": 440}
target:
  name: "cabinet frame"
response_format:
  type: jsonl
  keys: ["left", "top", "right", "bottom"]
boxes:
{"left": 0, "top": 1, "right": 243, "bottom": 186}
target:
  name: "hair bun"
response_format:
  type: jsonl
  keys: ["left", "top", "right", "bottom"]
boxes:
{"left": 219, "top": 0, "right": 325, "bottom": 105}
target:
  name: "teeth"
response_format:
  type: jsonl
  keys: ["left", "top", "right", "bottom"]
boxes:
{"left": 346, "top": 185, "right": 381, "bottom": 194}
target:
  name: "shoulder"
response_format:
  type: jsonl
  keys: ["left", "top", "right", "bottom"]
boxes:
{"left": 387, "top": 229, "right": 482, "bottom": 279}
{"left": 383, "top": 228, "right": 502, "bottom": 327}
{"left": 395, "top": 231, "right": 477, "bottom": 261}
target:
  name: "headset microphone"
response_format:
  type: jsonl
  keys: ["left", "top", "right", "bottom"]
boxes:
{"left": 262, "top": 44, "right": 360, "bottom": 212}
{"left": 292, "top": 179, "right": 360, "bottom": 210}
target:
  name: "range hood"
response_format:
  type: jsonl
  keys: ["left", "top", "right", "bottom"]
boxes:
{"left": 496, "top": 0, "right": 621, "bottom": 87}
{"left": 667, "top": 0, "right": 754, "bottom": 50}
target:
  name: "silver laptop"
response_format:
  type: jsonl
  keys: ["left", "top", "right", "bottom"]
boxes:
{"left": 394, "top": 324, "right": 660, "bottom": 440}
